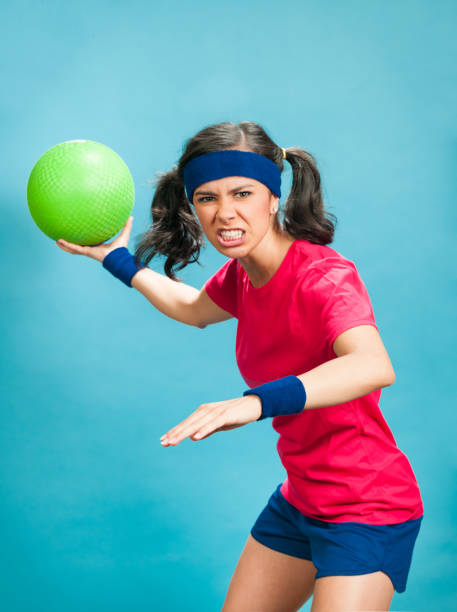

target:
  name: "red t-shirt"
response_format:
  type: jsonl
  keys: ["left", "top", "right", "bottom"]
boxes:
{"left": 203, "top": 239, "right": 424, "bottom": 524}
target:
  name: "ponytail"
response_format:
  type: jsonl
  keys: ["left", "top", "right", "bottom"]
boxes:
{"left": 282, "top": 147, "right": 337, "bottom": 244}
{"left": 133, "top": 166, "right": 204, "bottom": 281}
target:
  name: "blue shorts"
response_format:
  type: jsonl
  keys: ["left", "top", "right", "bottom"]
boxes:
{"left": 250, "top": 483, "right": 423, "bottom": 594}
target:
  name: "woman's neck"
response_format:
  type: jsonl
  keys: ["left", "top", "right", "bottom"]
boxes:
{"left": 238, "top": 228, "right": 296, "bottom": 289}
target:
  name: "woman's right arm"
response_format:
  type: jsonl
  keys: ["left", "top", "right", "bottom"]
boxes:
{"left": 131, "top": 268, "right": 233, "bottom": 328}
{"left": 56, "top": 216, "right": 233, "bottom": 328}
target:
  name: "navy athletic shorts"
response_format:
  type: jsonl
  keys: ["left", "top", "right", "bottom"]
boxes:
{"left": 250, "top": 482, "right": 423, "bottom": 593}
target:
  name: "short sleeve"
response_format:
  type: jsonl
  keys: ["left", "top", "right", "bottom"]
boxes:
{"left": 203, "top": 258, "right": 239, "bottom": 319}
{"left": 306, "top": 258, "right": 378, "bottom": 350}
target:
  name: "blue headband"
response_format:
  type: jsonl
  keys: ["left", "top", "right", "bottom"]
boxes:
{"left": 182, "top": 150, "right": 282, "bottom": 203}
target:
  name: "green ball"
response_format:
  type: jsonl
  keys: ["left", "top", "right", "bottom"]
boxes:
{"left": 27, "top": 139, "right": 135, "bottom": 245}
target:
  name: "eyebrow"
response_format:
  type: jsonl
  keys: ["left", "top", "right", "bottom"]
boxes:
{"left": 194, "top": 183, "right": 255, "bottom": 196}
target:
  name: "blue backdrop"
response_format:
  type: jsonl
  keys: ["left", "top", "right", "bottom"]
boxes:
{"left": 1, "top": 1, "right": 456, "bottom": 610}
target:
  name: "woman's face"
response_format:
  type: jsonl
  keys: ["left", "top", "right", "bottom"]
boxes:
{"left": 192, "top": 175, "right": 279, "bottom": 256}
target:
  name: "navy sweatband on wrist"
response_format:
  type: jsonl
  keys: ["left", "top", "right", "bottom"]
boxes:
{"left": 243, "top": 375, "right": 307, "bottom": 420}
{"left": 102, "top": 247, "right": 145, "bottom": 287}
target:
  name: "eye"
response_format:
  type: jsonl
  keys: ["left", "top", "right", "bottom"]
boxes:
{"left": 196, "top": 191, "right": 251, "bottom": 203}
{"left": 196, "top": 196, "right": 215, "bottom": 203}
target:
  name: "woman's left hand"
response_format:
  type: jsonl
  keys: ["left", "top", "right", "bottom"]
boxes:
{"left": 160, "top": 394, "right": 262, "bottom": 446}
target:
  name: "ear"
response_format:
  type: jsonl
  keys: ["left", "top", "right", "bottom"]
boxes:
{"left": 270, "top": 195, "right": 279, "bottom": 214}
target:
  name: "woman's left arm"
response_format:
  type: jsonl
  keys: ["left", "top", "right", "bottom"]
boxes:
{"left": 296, "top": 324, "right": 395, "bottom": 410}
{"left": 160, "top": 324, "right": 395, "bottom": 446}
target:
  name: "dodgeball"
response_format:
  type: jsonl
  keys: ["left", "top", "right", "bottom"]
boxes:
{"left": 27, "top": 139, "right": 135, "bottom": 246}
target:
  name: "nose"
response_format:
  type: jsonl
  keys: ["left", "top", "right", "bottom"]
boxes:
{"left": 215, "top": 196, "right": 237, "bottom": 222}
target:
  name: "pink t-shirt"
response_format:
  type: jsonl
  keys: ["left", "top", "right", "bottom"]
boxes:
{"left": 203, "top": 239, "right": 424, "bottom": 524}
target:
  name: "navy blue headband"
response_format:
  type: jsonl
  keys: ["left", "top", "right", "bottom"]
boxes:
{"left": 182, "top": 150, "right": 282, "bottom": 203}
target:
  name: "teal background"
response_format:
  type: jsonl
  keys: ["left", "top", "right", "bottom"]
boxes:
{"left": 1, "top": 1, "right": 456, "bottom": 610}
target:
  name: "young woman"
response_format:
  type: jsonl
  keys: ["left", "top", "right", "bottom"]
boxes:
{"left": 56, "top": 121, "right": 424, "bottom": 612}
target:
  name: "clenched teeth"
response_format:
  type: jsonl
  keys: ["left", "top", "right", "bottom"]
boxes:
{"left": 220, "top": 230, "right": 244, "bottom": 239}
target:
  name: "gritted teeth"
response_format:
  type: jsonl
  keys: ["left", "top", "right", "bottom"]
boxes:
{"left": 220, "top": 231, "right": 244, "bottom": 241}
{"left": 219, "top": 229, "right": 244, "bottom": 236}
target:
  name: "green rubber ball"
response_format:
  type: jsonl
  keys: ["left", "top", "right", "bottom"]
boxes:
{"left": 27, "top": 139, "right": 135, "bottom": 245}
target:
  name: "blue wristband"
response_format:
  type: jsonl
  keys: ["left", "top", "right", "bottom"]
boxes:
{"left": 243, "top": 375, "right": 307, "bottom": 420}
{"left": 102, "top": 247, "right": 145, "bottom": 287}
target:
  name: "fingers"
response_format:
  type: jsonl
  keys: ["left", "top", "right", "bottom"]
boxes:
{"left": 120, "top": 215, "right": 134, "bottom": 239}
{"left": 161, "top": 417, "right": 223, "bottom": 445}
{"left": 109, "top": 215, "right": 134, "bottom": 249}
{"left": 160, "top": 411, "right": 208, "bottom": 445}
{"left": 56, "top": 216, "right": 133, "bottom": 256}
{"left": 188, "top": 417, "right": 231, "bottom": 441}
{"left": 56, "top": 239, "right": 90, "bottom": 255}
{"left": 161, "top": 405, "right": 225, "bottom": 446}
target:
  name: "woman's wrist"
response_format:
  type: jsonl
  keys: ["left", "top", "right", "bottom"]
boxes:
{"left": 243, "top": 393, "right": 263, "bottom": 421}
{"left": 102, "top": 246, "right": 145, "bottom": 287}
{"left": 243, "top": 375, "right": 307, "bottom": 420}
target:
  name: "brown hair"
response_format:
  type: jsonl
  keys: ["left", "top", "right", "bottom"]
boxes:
{"left": 133, "top": 121, "right": 337, "bottom": 280}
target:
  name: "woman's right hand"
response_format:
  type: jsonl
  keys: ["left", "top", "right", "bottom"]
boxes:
{"left": 55, "top": 215, "right": 135, "bottom": 263}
